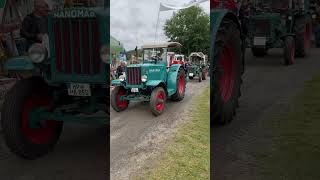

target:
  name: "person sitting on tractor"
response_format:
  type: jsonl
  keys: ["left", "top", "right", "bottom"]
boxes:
{"left": 116, "top": 61, "right": 126, "bottom": 78}
{"left": 20, "top": 0, "right": 50, "bottom": 50}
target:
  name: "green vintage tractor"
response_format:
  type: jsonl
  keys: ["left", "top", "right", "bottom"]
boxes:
{"left": 245, "top": 0, "right": 313, "bottom": 65}
{"left": 111, "top": 42, "right": 186, "bottom": 116}
{"left": 187, "top": 52, "right": 209, "bottom": 82}
{"left": 1, "top": 1, "right": 109, "bottom": 159}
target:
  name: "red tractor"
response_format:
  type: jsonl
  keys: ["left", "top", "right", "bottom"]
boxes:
{"left": 211, "top": 0, "right": 245, "bottom": 125}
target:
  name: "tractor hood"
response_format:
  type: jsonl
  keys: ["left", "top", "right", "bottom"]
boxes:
{"left": 125, "top": 63, "right": 167, "bottom": 86}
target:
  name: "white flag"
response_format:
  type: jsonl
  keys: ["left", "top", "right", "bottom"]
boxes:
{"left": 159, "top": 0, "right": 209, "bottom": 12}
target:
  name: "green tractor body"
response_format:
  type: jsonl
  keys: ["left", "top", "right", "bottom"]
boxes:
{"left": 245, "top": 0, "right": 313, "bottom": 64}
{"left": 187, "top": 52, "right": 209, "bottom": 82}
{"left": 111, "top": 42, "right": 187, "bottom": 116}
{"left": 1, "top": 1, "right": 109, "bottom": 159}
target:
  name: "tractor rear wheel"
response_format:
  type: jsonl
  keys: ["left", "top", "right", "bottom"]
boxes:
{"left": 111, "top": 86, "right": 129, "bottom": 112}
{"left": 251, "top": 47, "right": 267, "bottom": 57}
{"left": 202, "top": 70, "right": 207, "bottom": 80}
{"left": 212, "top": 18, "right": 243, "bottom": 125}
{"left": 284, "top": 36, "right": 295, "bottom": 65}
{"left": 1, "top": 77, "right": 63, "bottom": 159}
{"left": 171, "top": 68, "right": 186, "bottom": 101}
{"left": 150, "top": 87, "right": 166, "bottom": 116}
{"left": 294, "top": 16, "right": 311, "bottom": 57}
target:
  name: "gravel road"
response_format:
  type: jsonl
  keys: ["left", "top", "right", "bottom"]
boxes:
{"left": 213, "top": 48, "right": 320, "bottom": 180}
{"left": 110, "top": 78, "right": 210, "bottom": 179}
{"left": 0, "top": 123, "right": 107, "bottom": 180}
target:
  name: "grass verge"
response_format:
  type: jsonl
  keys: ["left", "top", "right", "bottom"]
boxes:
{"left": 255, "top": 73, "right": 320, "bottom": 179}
{"left": 136, "top": 87, "right": 210, "bottom": 180}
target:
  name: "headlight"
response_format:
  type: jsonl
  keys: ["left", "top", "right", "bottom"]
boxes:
{"left": 288, "top": 16, "right": 292, "bottom": 20}
{"left": 28, "top": 43, "right": 47, "bottom": 63}
{"left": 100, "top": 45, "right": 109, "bottom": 63}
{"left": 141, "top": 75, "right": 147, "bottom": 82}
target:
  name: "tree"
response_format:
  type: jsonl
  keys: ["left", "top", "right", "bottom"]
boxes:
{"left": 164, "top": 6, "right": 210, "bottom": 55}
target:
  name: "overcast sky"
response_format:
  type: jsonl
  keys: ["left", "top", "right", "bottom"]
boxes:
{"left": 110, "top": 0, "right": 209, "bottom": 50}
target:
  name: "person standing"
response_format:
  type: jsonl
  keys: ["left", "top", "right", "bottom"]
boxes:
{"left": 20, "top": 0, "right": 50, "bottom": 49}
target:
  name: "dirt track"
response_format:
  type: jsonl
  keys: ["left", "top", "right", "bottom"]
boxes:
{"left": 110, "top": 78, "right": 210, "bottom": 179}
{"left": 213, "top": 48, "right": 320, "bottom": 180}
{"left": 0, "top": 123, "right": 107, "bottom": 180}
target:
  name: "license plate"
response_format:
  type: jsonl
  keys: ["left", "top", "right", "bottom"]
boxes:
{"left": 254, "top": 37, "right": 266, "bottom": 46}
{"left": 68, "top": 83, "right": 91, "bottom": 96}
{"left": 131, "top": 88, "right": 139, "bottom": 93}
{"left": 189, "top": 73, "right": 194, "bottom": 76}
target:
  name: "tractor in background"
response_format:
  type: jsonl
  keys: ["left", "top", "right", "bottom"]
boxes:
{"left": 244, "top": 0, "right": 313, "bottom": 65}
{"left": 187, "top": 52, "right": 209, "bottom": 82}
{"left": 211, "top": 0, "right": 245, "bottom": 125}
{"left": 111, "top": 42, "right": 186, "bottom": 116}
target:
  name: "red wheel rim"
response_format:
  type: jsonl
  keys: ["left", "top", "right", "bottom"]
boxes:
{"left": 155, "top": 91, "right": 165, "bottom": 111}
{"left": 304, "top": 23, "right": 311, "bottom": 49}
{"left": 177, "top": 73, "right": 185, "bottom": 96}
{"left": 21, "top": 95, "right": 57, "bottom": 145}
{"left": 219, "top": 43, "right": 235, "bottom": 103}
{"left": 116, "top": 89, "right": 128, "bottom": 108}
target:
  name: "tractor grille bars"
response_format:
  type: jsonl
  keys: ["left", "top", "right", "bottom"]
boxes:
{"left": 52, "top": 18, "right": 102, "bottom": 75}
{"left": 127, "top": 67, "right": 141, "bottom": 85}
{"left": 253, "top": 20, "right": 270, "bottom": 37}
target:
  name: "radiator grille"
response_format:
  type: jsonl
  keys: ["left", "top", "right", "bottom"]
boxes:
{"left": 52, "top": 18, "right": 102, "bottom": 75}
{"left": 127, "top": 67, "right": 141, "bottom": 85}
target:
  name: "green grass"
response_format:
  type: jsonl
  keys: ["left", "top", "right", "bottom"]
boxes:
{"left": 254, "top": 73, "right": 320, "bottom": 180}
{"left": 135, "top": 87, "right": 210, "bottom": 180}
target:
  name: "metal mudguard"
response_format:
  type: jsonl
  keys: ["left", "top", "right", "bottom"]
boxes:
{"left": 4, "top": 56, "right": 35, "bottom": 71}
{"left": 167, "top": 64, "right": 182, "bottom": 96}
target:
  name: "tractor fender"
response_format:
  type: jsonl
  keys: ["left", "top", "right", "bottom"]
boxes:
{"left": 210, "top": 9, "right": 244, "bottom": 75}
{"left": 280, "top": 34, "right": 296, "bottom": 40}
{"left": 146, "top": 80, "right": 164, "bottom": 87}
{"left": 111, "top": 79, "right": 122, "bottom": 86}
{"left": 4, "top": 56, "right": 35, "bottom": 71}
{"left": 166, "top": 64, "right": 182, "bottom": 96}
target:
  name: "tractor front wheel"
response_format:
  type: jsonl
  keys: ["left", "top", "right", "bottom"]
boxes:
{"left": 213, "top": 18, "right": 243, "bottom": 125}
{"left": 111, "top": 86, "right": 129, "bottom": 112}
{"left": 202, "top": 70, "right": 207, "bottom": 80}
{"left": 198, "top": 72, "right": 202, "bottom": 82}
{"left": 171, "top": 68, "right": 186, "bottom": 101}
{"left": 294, "top": 16, "right": 311, "bottom": 57}
{"left": 1, "top": 77, "right": 63, "bottom": 159}
{"left": 284, "top": 36, "right": 295, "bottom": 65}
{"left": 150, "top": 87, "right": 166, "bottom": 116}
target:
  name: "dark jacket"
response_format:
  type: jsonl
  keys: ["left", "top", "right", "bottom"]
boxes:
{"left": 20, "top": 13, "right": 48, "bottom": 44}
{"left": 116, "top": 65, "right": 126, "bottom": 78}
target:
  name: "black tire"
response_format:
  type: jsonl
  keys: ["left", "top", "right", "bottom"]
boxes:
{"left": 111, "top": 86, "right": 129, "bottom": 112}
{"left": 189, "top": 76, "right": 194, "bottom": 80}
{"left": 212, "top": 18, "right": 243, "bottom": 125}
{"left": 202, "top": 70, "right": 207, "bottom": 80}
{"left": 251, "top": 47, "right": 267, "bottom": 57}
{"left": 294, "top": 16, "right": 311, "bottom": 57}
{"left": 284, "top": 36, "right": 295, "bottom": 65}
{"left": 150, "top": 87, "right": 166, "bottom": 116}
{"left": 1, "top": 77, "right": 63, "bottom": 159}
{"left": 171, "top": 67, "right": 186, "bottom": 101}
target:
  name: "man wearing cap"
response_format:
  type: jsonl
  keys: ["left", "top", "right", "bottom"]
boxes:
{"left": 20, "top": 0, "right": 50, "bottom": 49}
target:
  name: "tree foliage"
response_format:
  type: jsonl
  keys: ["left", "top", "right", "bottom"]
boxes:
{"left": 164, "top": 6, "right": 210, "bottom": 55}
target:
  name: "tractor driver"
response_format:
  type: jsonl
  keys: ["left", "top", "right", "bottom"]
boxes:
{"left": 20, "top": 0, "right": 50, "bottom": 49}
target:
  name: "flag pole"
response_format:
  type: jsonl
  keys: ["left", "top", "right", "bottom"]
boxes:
{"left": 154, "top": 4, "right": 161, "bottom": 44}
